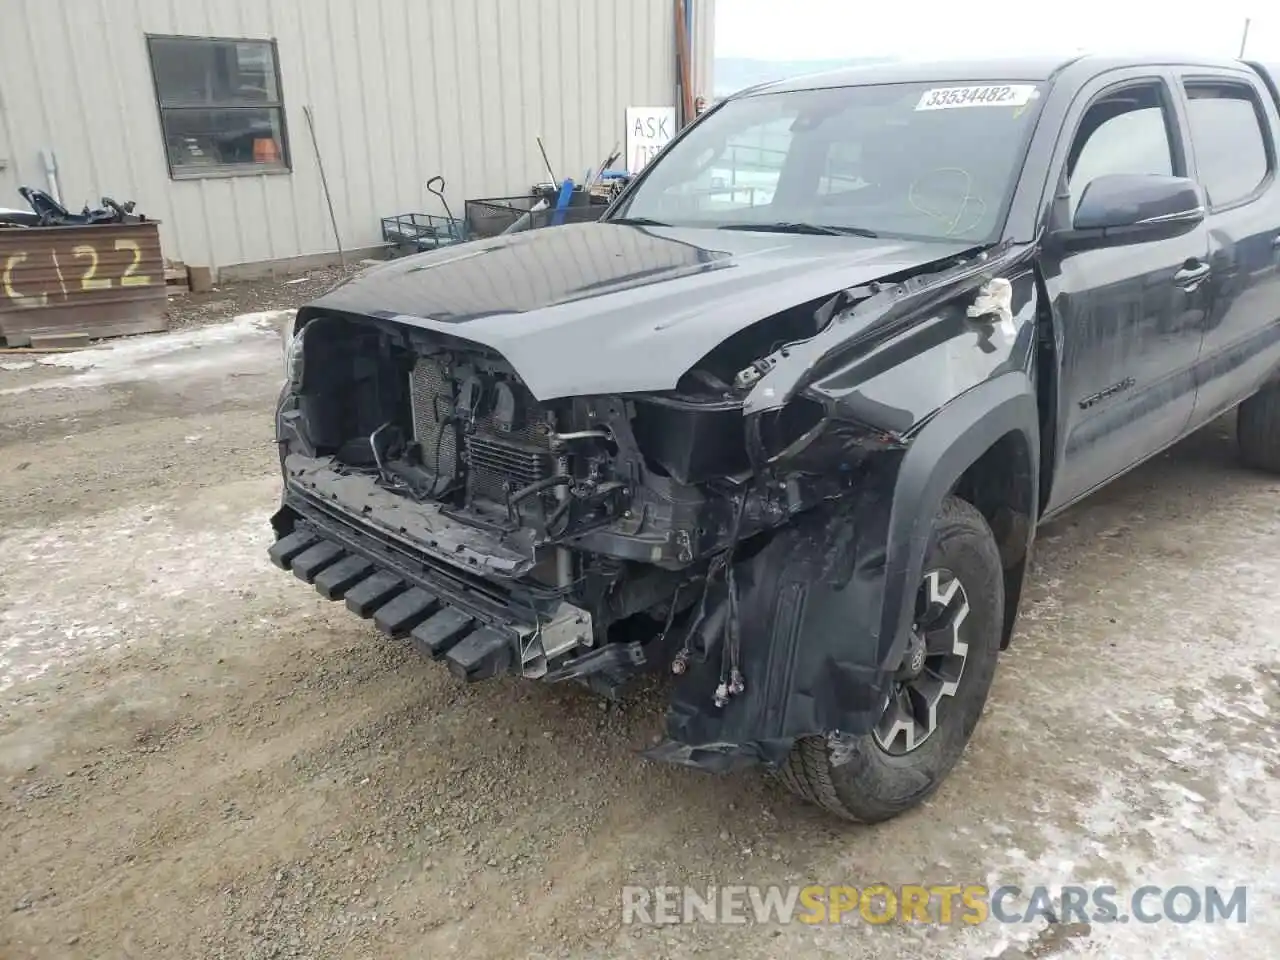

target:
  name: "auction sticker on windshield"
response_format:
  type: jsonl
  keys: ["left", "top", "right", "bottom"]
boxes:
{"left": 915, "top": 85, "right": 1039, "bottom": 110}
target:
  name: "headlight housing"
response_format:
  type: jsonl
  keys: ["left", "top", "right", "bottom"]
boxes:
{"left": 283, "top": 320, "right": 305, "bottom": 385}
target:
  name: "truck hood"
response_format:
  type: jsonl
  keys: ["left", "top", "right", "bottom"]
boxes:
{"left": 305, "top": 221, "right": 973, "bottom": 401}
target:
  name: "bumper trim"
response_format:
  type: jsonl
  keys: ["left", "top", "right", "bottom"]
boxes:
{"left": 268, "top": 528, "right": 320, "bottom": 569}
{"left": 344, "top": 571, "right": 407, "bottom": 617}
{"left": 443, "top": 627, "right": 513, "bottom": 680}
{"left": 410, "top": 608, "right": 475, "bottom": 657}
{"left": 270, "top": 520, "right": 517, "bottom": 679}
{"left": 270, "top": 509, "right": 605, "bottom": 685}
{"left": 372, "top": 587, "right": 442, "bottom": 638}
{"left": 314, "top": 555, "right": 376, "bottom": 600}
{"left": 291, "top": 541, "right": 346, "bottom": 583}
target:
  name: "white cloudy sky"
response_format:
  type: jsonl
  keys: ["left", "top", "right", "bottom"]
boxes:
{"left": 716, "top": 0, "right": 1279, "bottom": 61}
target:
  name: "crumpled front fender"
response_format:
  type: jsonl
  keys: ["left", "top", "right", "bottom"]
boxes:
{"left": 652, "top": 461, "right": 900, "bottom": 772}
{"left": 652, "top": 371, "right": 1040, "bottom": 772}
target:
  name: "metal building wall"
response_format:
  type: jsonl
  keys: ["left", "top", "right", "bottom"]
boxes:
{"left": 0, "top": 0, "right": 715, "bottom": 273}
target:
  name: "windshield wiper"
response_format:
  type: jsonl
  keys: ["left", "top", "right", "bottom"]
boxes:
{"left": 718, "top": 221, "right": 879, "bottom": 238}
{"left": 608, "top": 216, "right": 671, "bottom": 227}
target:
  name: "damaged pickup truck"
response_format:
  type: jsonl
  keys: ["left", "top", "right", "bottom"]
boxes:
{"left": 270, "top": 55, "right": 1280, "bottom": 822}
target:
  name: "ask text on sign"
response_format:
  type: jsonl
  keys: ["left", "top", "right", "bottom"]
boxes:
{"left": 626, "top": 107, "right": 677, "bottom": 173}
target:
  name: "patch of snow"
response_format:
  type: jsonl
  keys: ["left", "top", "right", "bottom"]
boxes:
{"left": 0, "top": 500, "right": 280, "bottom": 690}
{"left": 0, "top": 360, "right": 36, "bottom": 372}
{"left": 967, "top": 674, "right": 1279, "bottom": 960}
{"left": 0, "top": 309, "right": 293, "bottom": 395}
{"left": 39, "top": 310, "right": 291, "bottom": 370}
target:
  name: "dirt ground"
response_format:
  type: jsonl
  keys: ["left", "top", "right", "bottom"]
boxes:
{"left": 160, "top": 264, "right": 363, "bottom": 332}
{"left": 0, "top": 289, "right": 1276, "bottom": 959}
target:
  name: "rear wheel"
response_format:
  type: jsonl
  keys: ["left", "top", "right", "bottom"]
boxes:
{"left": 778, "top": 495, "right": 1004, "bottom": 823}
{"left": 1238, "top": 383, "right": 1280, "bottom": 474}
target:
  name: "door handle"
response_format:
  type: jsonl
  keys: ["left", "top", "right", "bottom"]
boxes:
{"left": 1173, "top": 261, "right": 1211, "bottom": 288}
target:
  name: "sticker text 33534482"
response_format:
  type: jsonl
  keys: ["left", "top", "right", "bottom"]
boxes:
{"left": 915, "top": 85, "right": 1039, "bottom": 111}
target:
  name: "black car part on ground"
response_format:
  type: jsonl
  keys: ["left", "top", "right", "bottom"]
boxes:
{"left": 15, "top": 186, "right": 146, "bottom": 227}
{"left": 0, "top": 208, "right": 40, "bottom": 228}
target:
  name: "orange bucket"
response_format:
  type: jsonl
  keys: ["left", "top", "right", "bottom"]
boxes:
{"left": 253, "top": 137, "right": 280, "bottom": 163}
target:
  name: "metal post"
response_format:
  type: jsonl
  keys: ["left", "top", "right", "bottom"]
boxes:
{"left": 303, "top": 105, "right": 346, "bottom": 268}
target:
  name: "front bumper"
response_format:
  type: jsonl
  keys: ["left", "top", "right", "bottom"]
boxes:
{"left": 270, "top": 485, "right": 643, "bottom": 686}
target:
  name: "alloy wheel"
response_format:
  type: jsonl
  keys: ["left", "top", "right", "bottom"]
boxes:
{"left": 872, "top": 568, "right": 971, "bottom": 755}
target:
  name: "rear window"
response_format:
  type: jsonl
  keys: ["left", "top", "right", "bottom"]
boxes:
{"left": 1183, "top": 81, "right": 1272, "bottom": 207}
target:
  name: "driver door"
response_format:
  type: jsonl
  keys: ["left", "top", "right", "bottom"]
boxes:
{"left": 1041, "top": 74, "right": 1210, "bottom": 512}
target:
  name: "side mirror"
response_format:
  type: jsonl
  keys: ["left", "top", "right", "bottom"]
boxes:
{"left": 1061, "top": 174, "right": 1205, "bottom": 248}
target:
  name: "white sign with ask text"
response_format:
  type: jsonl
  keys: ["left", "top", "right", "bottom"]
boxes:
{"left": 626, "top": 107, "right": 677, "bottom": 173}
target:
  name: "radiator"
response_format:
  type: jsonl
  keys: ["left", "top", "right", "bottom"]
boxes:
{"left": 466, "top": 391, "right": 555, "bottom": 505}
{"left": 409, "top": 356, "right": 554, "bottom": 505}
{"left": 409, "top": 357, "right": 458, "bottom": 482}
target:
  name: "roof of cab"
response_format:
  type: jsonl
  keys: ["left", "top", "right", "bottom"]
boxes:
{"left": 739, "top": 54, "right": 1253, "bottom": 96}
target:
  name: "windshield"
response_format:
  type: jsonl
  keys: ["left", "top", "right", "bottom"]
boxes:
{"left": 611, "top": 81, "right": 1044, "bottom": 243}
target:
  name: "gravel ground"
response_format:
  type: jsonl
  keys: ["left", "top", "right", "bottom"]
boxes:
{"left": 0, "top": 288, "right": 1276, "bottom": 959}
{"left": 162, "top": 264, "right": 365, "bottom": 331}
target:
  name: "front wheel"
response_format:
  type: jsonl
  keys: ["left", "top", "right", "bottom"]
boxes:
{"left": 778, "top": 495, "right": 1004, "bottom": 823}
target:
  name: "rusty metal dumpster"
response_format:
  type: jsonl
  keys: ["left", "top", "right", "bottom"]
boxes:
{"left": 0, "top": 221, "right": 168, "bottom": 346}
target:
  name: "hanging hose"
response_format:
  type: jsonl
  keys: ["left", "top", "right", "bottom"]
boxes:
{"left": 672, "top": 555, "right": 724, "bottom": 676}
{"left": 543, "top": 495, "right": 573, "bottom": 536}
{"left": 653, "top": 583, "right": 685, "bottom": 651}
{"left": 714, "top": 494, "right": 749, "bottom": 707}
{"left": 505, "top": 475, "right": 571, "bottom": 525}
{"left": 369, "top": 422, "right": 396, "bottom": 485}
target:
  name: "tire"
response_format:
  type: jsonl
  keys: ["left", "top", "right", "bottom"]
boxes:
{"left": 778, "top": 495, "right": 1005, "bottom": 823}
{"left": 1238, "top": 383, "right": 1280, "bottom": 474}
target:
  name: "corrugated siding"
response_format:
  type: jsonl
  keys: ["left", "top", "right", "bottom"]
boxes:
{"left": 0, "top": 0, "right": 715, "bottom": 272}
